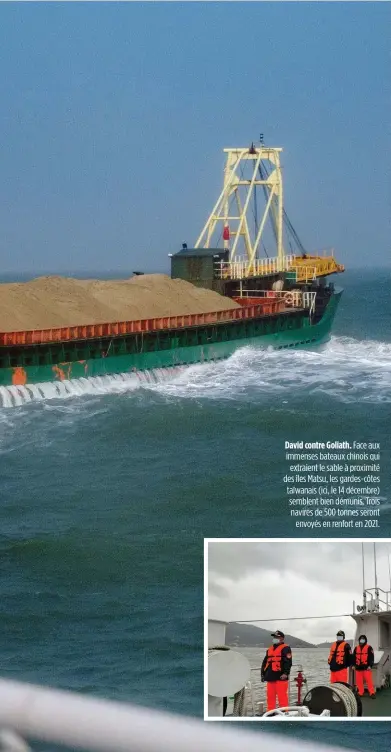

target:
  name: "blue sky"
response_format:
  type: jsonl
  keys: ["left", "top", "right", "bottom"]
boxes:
{"left": 0, "top": 2, "right": 389, "bottom": 274}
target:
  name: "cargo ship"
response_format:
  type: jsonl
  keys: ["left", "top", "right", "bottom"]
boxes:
{"left": 0, "top": 144, "right": 344, "bottom": 395}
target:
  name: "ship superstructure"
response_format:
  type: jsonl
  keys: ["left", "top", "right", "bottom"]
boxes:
{"left": 171, "top": 143, "right": 344, "bottom": 308}
{"left": 194, "top": 144, "right": 343, "bottom": 283}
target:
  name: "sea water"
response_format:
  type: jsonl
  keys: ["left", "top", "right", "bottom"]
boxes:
{"left": 0, "top": 269, "right": 390, "bottom": 751}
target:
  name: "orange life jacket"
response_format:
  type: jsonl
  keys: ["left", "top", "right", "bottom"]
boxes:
{"left": 328, "top": 641, "right": 347, "bottom": 666}
{"left": 355, "top": 644, "right": 370, "bottom": 666}
{"left": 265, "top": 643, "right": 288, "bottom": 672}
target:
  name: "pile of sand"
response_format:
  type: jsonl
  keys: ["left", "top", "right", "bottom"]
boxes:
{"left": 0, "top": 274, "right": 239, "bottom": 332}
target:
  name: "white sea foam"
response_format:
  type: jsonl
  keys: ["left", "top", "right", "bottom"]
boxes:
{"left": 149, "top": 336, "right": 391, "bottom": 405}
{"left": 0, "top": 337, "right": 390, "bottom": 408}
{"left": 0, "top": 367, "right": 183, "bottom": 408}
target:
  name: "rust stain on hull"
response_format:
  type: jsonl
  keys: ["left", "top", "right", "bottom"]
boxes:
{"left": 52, "top": 361, "right": 88, "bottom": 381}
{"left": 12, "top": 367, "right": 27, "bottom": 385}
{"left": 52, "top": 363, "right": 72, "bottom": 381}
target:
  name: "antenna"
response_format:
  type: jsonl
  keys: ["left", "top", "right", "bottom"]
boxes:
{"left": 388, "top": 547, "right": 391, "bottom": 591}
{"left": 374, "top": 542, "right": 378, "bottom": 592}
{"left": 362, "top": 543, "right": 367, "bottom": 612}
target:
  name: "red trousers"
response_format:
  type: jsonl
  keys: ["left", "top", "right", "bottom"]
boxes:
{"left": 355, "top": 669, "right": 375, "bottom": 696}
{"left": 267, "top": 680, "right": 289, "bottom": 711}
{"left": 330, "top": 668, "right": 348, "bottom": 684}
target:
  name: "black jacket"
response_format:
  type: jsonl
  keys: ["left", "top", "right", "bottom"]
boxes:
{"left": 353, "top": 644, "right": 374, "bottom": 671}
{"left": 328, "top": 641, "right": 352, "bottom": 672}
{"left": 261, "top": 643, "right": 292, "bottom": 682}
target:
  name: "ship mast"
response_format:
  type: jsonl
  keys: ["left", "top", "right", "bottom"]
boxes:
{"left": 362, "top": 542, "right": 367, "bottom": 612}
{"left": 195, "top": 142, "right": 344, "bottom": 282}
{"left": 374, "top": 542, "right": 379, "bottom": 606}
{"left": 195, "top": 144, "right": 285, "bottom": 265}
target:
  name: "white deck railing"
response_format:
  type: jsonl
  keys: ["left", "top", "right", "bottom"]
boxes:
{"left": 302, "top": 291, "right": 317, "bottom": 316}
{"left": 215, "top": 252, "right": 342, "bottom": 283}
{"left": 0, "top": 678, "right": 355, "bottom": 752}
{"left": 362, "top": 588, "right": 391, "bottom": 613}
{"left": 215, "top": 255, "right": 296, "bottom": 280}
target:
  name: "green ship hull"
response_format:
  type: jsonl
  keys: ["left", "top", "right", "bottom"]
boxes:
{"left": 0, "top": 290, "right": 341, "bottom": 391}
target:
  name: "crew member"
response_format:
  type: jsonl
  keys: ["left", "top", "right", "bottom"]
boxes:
{"left": 353, "top": 634, "right": 376, "bottom": 698}
{"left": 261, "top": 630, "right": 292, "bottom": 711}
{"left": 328, "top": 630, "right": 352, "bottom": 683}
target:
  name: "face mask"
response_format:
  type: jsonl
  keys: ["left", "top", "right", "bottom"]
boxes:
{"left": 272, "top": 638, "right": 279, "bottom": 645}
{"left": 359, "top": 639, "right": 366, "bottom": 645}
{"left": 336, "top": 636, "right": 344, "bottom": 642}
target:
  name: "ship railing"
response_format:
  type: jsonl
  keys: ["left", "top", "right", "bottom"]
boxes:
{"left": 291, "top": 257, "right": 345, "bottom": 283}
{"left": 243, "top": 667, "right": 295, "bottom": 716}
{"left": 215, "top": 255, "right": 296, "bottom": 280}
{"left": 360, "top": 588, "right": 391, "bottom": 613}
{"left": 0, "top": 300, "right": 286, "bottom": 348}
{"left": 292, "top": 266, "right": 318, "bottom": 282}
{"left": 230, "top": 667, "right": 311, "bottom": 717}
{"left": 233, "top": 289, "right": 317, "bottom": 315}
{"left": 215, "top": 254, "right": 344, "bottom": 282}
{"left": 302, "top": 291, "right": 317, "bottom": 316}
{"left": 315, "top": 247, "right": 336, "bottom": 257}
{"left": 233, "top": 289, "right": 287, "bottom": 298}
{"left": 0, "top": 678, "right": 352, "bottom": 752}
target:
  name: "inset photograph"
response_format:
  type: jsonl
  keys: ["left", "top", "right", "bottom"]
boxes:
{"left": 205, "top": 539, "right": 391, "bottom": 720}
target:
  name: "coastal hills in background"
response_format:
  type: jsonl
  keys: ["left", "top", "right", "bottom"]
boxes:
{"left": 226, "top": 622, "right": 354, "bottom": 649}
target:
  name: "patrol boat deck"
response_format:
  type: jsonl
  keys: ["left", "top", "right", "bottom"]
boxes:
{"left": 361, "top": 688, "right": 391, "bottom": 716}
{"left": 207, "top": 546, "right": 391, "bottom": 719}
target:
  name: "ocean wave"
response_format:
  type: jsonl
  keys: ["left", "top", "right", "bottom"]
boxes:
{"left": 149, "top": 336, "right": 391, "bottom": 405}
{"left": 0, "top": 337, "right": 390, "bottom": 408}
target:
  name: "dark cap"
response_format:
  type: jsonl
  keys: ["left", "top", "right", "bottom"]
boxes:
{"left": 271, "top": 630, "right": 285, "bottom": 639}
{"left": 337, "top": 630, "right": 345, "bottom": 637}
